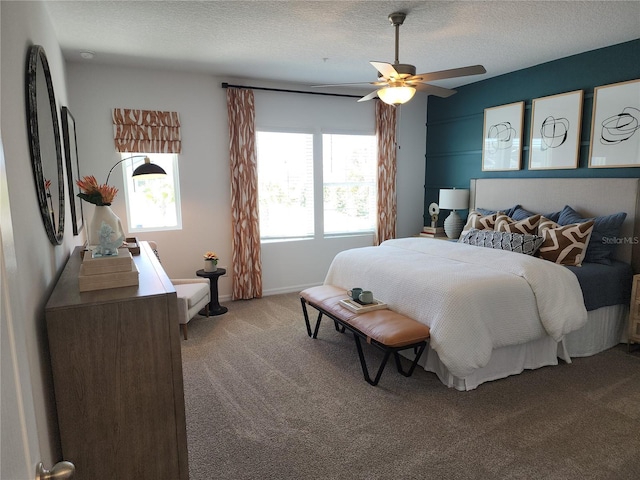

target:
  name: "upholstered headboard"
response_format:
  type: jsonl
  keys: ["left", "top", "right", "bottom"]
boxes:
{"left": 470, "top": 178, "right": 640, "bottom": 272}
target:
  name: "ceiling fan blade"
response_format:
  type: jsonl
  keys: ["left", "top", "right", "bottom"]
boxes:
{"left": 413, "top": 83, "right": 457, "bottom": 98}
{"left": 370, "top": 61, "right": 399, "bottom": 79}
{"left": 357, "top": 90, "right": 381, "bottom": 103}
{"left": 408, "top": 65, "right": 486, "bottom": 83}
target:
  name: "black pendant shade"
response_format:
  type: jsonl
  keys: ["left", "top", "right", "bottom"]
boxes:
{"left": 132, "top": 159, "right": 167, "bottom": 177}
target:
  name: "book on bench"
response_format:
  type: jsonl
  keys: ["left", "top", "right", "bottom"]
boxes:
{"left": 339, "top": 298, "right": 388, "bottom": 313}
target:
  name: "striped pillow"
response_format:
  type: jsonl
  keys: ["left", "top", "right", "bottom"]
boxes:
{"left": 461, "top": 229, "right": 544, "bottom": 255}
{"left": 495, "top": 214, "right": 541, "bottom": 235}
{"left": 537, "top": 217, "right": 595, "bottom": 266}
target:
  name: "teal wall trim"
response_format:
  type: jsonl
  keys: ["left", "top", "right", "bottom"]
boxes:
{"left": 424, "top": 39, "right": 640, "bottom": 225}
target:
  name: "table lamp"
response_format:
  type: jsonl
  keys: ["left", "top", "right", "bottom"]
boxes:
{"left": 439, "top": 188, "right": 470, "bottom": 239}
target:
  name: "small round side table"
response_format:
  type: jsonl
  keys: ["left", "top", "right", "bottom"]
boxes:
{"left": 196, "top": 268, "right": 228, "bottom": 316}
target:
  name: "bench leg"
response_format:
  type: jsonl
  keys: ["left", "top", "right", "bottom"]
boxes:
{"left": 393, "top": 342, "right": 427, "bottom": 378}
{"left": 300, "top": 298, "right": 323, "bottom": 339}
{"left": 353, "top": 334, "right": 392, "bottom": 386}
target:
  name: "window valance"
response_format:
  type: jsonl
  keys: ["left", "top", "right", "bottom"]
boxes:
{"left": 112, "top": 108, "right": 182, "bottom": 153}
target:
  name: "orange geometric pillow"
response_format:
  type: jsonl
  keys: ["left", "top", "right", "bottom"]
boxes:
{"left": 496, "top": 214, "right": 541, "bottom": 235}
{"left": 537, "top": 217, "right": 595, "bottom": 266}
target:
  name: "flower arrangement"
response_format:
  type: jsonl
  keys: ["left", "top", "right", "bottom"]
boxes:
{"left": 203, "top": 251, "right": 219, "bottom": 263}
{"left": 76, "top": 175, "right": 118, "bottom": 206}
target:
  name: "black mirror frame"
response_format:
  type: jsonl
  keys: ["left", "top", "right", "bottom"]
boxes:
{"left": 61, "top": 106, "right": 84, "bottom": 236}
{"left": 25, "top": 44, "right": 65, "bottom": 245}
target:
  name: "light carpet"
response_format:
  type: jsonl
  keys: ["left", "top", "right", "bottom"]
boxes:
{"left": 180, "top": 293, "right": 640, "bottom": 480}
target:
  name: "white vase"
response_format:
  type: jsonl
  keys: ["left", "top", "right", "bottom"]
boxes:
{"left": 204, "top": 260, "right": 218, "bottom": 272}
{"left": 88, "top": 205, "right": 125, "bottom": 247}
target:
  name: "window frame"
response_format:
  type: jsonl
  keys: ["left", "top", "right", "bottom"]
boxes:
{"left": 120, "top": 153, "right": 183, "bottom": 233}
{"left": 321, "top": 131, "right": 377, "bottom": 238}
{"left": 256, "top": 127, "right": 377, "bottom": 242}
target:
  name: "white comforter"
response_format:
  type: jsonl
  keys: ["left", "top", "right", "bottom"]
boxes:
{"left": 324, "top": 237, "right": 588, "bottom": 378}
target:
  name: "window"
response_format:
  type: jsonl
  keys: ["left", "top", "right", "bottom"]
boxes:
{"left": 121, "top": 153, "right": 182, "bottom": 232}
{"left": 256, "top": 130, "right": 376, "bottom": 240}
{"left": 256, "top": 132, "right": 314, "bottom": 239}
{"left": 322, "top": 134, "right": 377, "bottom": 235}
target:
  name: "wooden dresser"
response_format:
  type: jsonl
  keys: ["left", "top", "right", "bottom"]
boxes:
{"left": 45, "top": 242, "right": 188, "bottom": 480}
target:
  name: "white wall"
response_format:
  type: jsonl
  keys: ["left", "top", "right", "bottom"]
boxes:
{"left": 1, "top": 0, "right": 84, "bottom": 464}
{"left": 66, "top": 63, "right": 235, "bottom": 294}
{"left": 67, "top": 68, "right": 428, "bottom": 297}
{"left": 0, "top": 0, "right": 426, "bottom": 465}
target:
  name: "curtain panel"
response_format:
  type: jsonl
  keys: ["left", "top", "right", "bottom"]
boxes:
{"left": 112, "top": 108, "right": 182, "bottom": 153}
{"left": 375, "top": 101, "right": 398, "bottom": 245}
{"left": 226, "top": 88, "right": 262, "bottom": 300}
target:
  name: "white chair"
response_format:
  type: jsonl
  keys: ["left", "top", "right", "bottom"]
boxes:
{"left": 172, "top": 279, "right": 210, "bottom": 340}
{"left": 147, "top": 241, "right": 210, "bottom": 340}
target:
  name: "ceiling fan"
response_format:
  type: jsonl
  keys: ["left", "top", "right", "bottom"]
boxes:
{"left": 315, "top": 12, "right": 486, "bottom": 105}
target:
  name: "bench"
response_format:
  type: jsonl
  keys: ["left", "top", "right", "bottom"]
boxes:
{"left": 300, "top": 285, "right": 431, "bottom": 386}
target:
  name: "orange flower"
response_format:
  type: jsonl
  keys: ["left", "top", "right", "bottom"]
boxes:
{"left": 203, "top": 251, "right": 218, "bottom": 261}
{"left": 76, "top": 175, "right": 118, "bottom": 205}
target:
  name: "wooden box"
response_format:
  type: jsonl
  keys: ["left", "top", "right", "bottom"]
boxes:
{"left": 79, "top": 261, "right": 139, "bottom": 292}
{"left": 81, "top": 248, "right": 132, "bottom": 275}
{"left": 125, "top": 236, "right": 141, "bottom": 255}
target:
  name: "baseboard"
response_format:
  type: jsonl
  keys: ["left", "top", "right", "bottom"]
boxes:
{"left": 219, "top": 282, "right": 323, "bottom": 302}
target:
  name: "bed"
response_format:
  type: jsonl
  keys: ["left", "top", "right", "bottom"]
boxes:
{"left": 324, "top": 178, "right": 639, "bottom": 390}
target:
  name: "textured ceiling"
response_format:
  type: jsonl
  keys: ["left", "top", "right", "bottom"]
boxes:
{"left": 44, "top": 1, "right": 640, "bottom": 91}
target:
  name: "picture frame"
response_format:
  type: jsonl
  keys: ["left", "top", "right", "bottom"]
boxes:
{"left": 61, "top": 106, "right": 84, "bottom": 235}
{"left": 482, "top": 101, "right": 524, "bottom": 171}
{"left": 529, "top": 90, "right": 583, "bottom": 170}
{"left": 589, "top": 78, "right": 640, "bottom": 168}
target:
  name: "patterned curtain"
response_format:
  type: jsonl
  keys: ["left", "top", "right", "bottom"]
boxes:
{"left": 374, "top": 101, "right": 398, "bottom": 245}
{"left": 226, "top": 88, "right": 262, "bottom": 300}
{"left": 112, "top": 108, "right": 181, "bottom": 153}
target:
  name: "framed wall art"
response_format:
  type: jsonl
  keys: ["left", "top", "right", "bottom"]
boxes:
{"left": 589, "top": 78, "right": 640, "bottom": 168}
{"left": 61, "top": 106, "right": 84, "bottom": 235}
{"left": 529, "top": 90, "right": 583, "bottom": 170}
{"left": 482, "top": 101, "right": 524, "bottom": 171}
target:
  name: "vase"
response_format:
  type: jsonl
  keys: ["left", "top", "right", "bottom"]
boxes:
{"left": 204, "top": 260, "right": 218, "bottom": 272}
{"left": 88, "top": 205, "right": 125, "bottom": 248}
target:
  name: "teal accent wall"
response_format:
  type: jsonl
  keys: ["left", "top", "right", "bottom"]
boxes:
{"left": 425, "top": 39, "right": 640, "bottom": 225}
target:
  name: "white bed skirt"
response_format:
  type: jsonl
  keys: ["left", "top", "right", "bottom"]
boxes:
{"left": 413, "top": 304, "right": 628, "bottom": 391}
{"left": 564, "top": 304, "right": 628, "bottom": 357}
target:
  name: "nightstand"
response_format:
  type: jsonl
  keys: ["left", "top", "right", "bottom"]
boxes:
{"left": 629, "top": 274, "right": 640, "bottom": 350}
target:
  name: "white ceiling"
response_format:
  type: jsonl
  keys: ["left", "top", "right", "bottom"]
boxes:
{"left": 44, "top": 0, "right": 640, "bottom": 91}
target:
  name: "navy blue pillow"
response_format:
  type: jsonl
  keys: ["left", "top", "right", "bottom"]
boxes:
{"left": 511, "top": 206, "right": 562, "bottom": 222}
{"left": 557, "top": 205, "right": 627, "bottom": 265}
{"left": 476, "top": 205, "right": 521, "bottom": 218}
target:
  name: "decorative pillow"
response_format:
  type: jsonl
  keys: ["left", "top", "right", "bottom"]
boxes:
{"left": 511, "top": 206, "right": 561, "bottom": 223}
{"left": 461, "top": 229, "right": 544, "bottom": 256}
{"left": 557, "top": 205, "right": 627, "bottom": 265}
{"left": 537, "top": 217, "right": 595, "bottom": 266}
{"left": 462, "top": 211, "right": 499, "bottom": 232}
{"left": 495, "top": 214, "right": 541, "bottom": 235}
{"left": 459, "top": 211, "right": 501, "bottom": 241}
{"left": 476, "top": 205, "right": 520, "bottom": 218}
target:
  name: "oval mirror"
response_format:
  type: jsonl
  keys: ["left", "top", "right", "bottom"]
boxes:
{"left": 26, "top": 44, "right": 65, "bottom": 245}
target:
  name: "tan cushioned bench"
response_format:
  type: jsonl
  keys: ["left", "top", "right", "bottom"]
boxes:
{"left": 300, "top": 285, "right": 430, "bottom": 386}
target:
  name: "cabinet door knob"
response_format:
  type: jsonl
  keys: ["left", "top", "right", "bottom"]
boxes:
{"left": 36, "top": 461, "right": 75, "bottom": 480}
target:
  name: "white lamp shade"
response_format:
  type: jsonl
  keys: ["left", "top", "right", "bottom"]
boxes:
{"left": 438, "top": 188, "right": 469, "bottom": 211}
{"left": 377, "top": 86, "right": 416, "bottom": 105}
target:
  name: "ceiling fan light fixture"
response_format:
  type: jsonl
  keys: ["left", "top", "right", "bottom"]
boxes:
{"left": 377, "top": 85, "right": 416, "bottom": 105}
